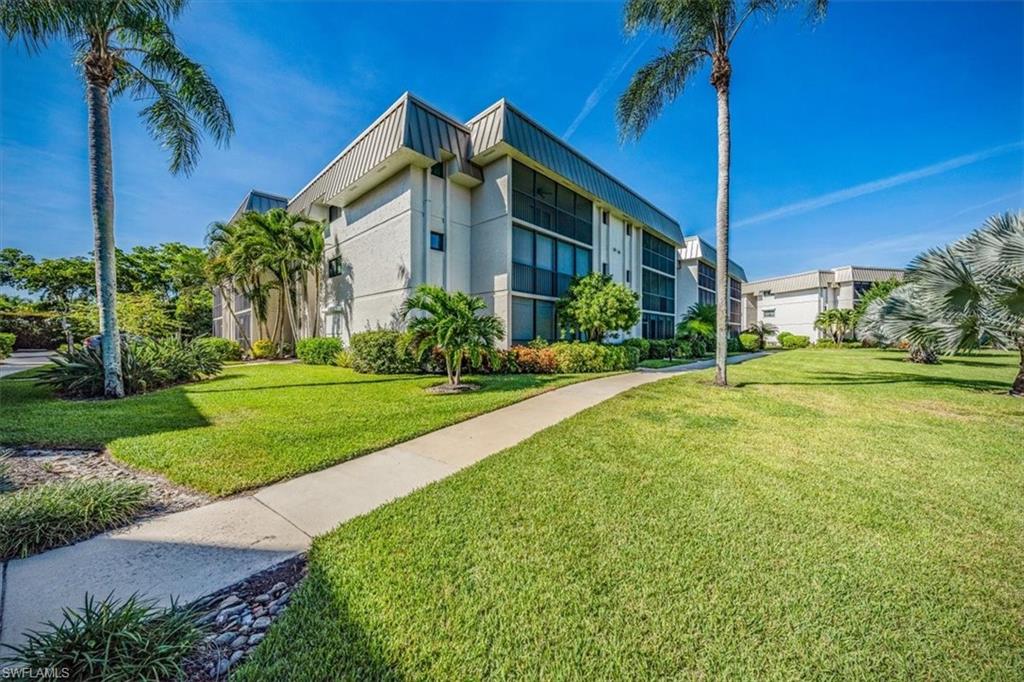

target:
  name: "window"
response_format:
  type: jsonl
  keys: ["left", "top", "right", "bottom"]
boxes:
{"left": 328, "top": 255, "right": 344, "bottom": 278}
{"left": 430, "top": 231, "right": 445, "bottom": 251}
{"left": 511, "top": 296, "right": 561, "bottom": 344}
{"left": 697, "top": 262, "right": 716, "bottom": 291}
{"left": 234, "top": 290, "right": 250, "bottom": 313}
{"left": 329, "top": 205, "right": 342, "bottom": 223}
{"left": 213, "top": 318, "right": 223, "bottom": 337}
{"left": 511, "top": 160, "right": 593, "bottom": 245}
{"left": 729, "top": 277, "right": 742, "bottom": 327}
{"left": 626, "top": 269, "right": 631, "bottom": 284}
{"left": 698, "top": 289, "right": 716, "bottom": 307}
{"left": 430, "top": 162, "right": 444, "bottom": 178}
{"left": 602, "top": 262, "right": 609, "bottom": 276}
{"left": 625, "top": 223, "right": 632, "bottom": 237}
{"left": 601, "top": 210, "right": 609, "bottom": 225}
{"left": 234, "top": 311, "right": 251, "bottom": 343}
{"left": 510, "top": 225, "right": 593, "bottom": 298}
{"left": 642, "top": 312, "right": 674, "bottom": 340}
{"left": 763, "top": 308, "right": 776, "bottom": 318}
{"left": 642, "top": 232, "right": 675, "bottom": 275}
{"left": 642, "top": 269, "right": 675, "bottom": 314}
{"left": 212, "top": 288, "right": 223, "bottom": 318}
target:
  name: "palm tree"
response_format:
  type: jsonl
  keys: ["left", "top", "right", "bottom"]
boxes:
{"left": 743, "top": 320, "right": 778, "bottom": 349}
{"left": 857, "top": 286, "right": 939, "bottom": 365}
{"left": 2, "top": 0, "right": 233, "bottom": 398}
{"left": 401, "top": 285, "right": 504, "bottom": 387}
{"left": 814, "top": 308, "right": 855, "bottom": 343}
{"left": 676, "top": 302, "right": 716, "bottom": 357}
{"left": 618, "top": 0, "right": 828, "bottom": 387}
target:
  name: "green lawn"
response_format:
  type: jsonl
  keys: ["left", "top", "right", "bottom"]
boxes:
{"left": 0, "top": 364, "right": 599, "bottom": 495}
{"left": 638, "top": 358, "right": 690, "bottom": 368}
{"left": 236, "top": 349, "right": 1024, "bottom": 680}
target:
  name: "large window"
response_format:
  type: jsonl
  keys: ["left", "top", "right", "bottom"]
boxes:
{"left": 512, "top": 160, "right": 593, "bottom": 245}
{"left": 698, "top": 262, "right": 716, "bottom": 291}
{"left": 642, "top": 232, "right": 675, "bottom": 275}
{"left": 642, "top": 312, "right": 674, "bottom": 340}
{"left": 642, "top": 269, "right": 675, "bottom": 314}
{"left": 511, "top": 296, "right": 559, "bottom": 344}
{"left": 512, "top": 226, "right": 592, "bottom": 298}
{"left": 698, "top": 289, "right": 716, "bottom": 307}
{"left": 729, "top": 277, "right": 742, "bottom": 327}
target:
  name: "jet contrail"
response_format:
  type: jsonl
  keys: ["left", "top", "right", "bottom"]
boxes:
{"left": 564, "top": 37, "right": 650, "bottom": 141}
{"left": 734, "top": 141, "right": 1024, "bottom": 228}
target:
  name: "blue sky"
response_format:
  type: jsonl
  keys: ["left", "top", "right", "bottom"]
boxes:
{"left": 2, "top": 0, "right": 1021, "bottom": 281}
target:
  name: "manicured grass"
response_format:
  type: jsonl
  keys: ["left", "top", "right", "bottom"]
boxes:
{"left": 236, "top": 349, "right": 1023, "bottom": 680}
{"left": 0, "top": 364, "right": 600, "bottom": 495}
{"left": 638, "top": 358, "right": 690, "bottom": 368}
{"left": 0, "top": 480, "right": 149, "bottom": 560}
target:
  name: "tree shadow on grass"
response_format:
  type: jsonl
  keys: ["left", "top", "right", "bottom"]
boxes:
{"left": 735, "top": 370, "right": 1010, "bottom": 394}
{"left": 186, "top": 376, "right": 416, "bottom": 394}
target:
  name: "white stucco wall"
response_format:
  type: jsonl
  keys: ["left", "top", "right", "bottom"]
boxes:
{"left": 322, "top": 168, "right": 415, "bottom": 342}
{"left": 470, "top": 156, "right": 512, "bottom": 346}
{"left": 755, "top": 288, "right": 823, "bottom": 340}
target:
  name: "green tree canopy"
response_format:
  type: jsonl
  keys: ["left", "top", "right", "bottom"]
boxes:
{"left": 557, "top": 273, "right": 640, "bottom": 343}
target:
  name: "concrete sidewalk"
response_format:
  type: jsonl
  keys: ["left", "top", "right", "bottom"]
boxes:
{"left": 0, "top": 353, "right": 765, "bottom": 647}
{"left": 0, "top": 350, "right": 54, "bottom": 379}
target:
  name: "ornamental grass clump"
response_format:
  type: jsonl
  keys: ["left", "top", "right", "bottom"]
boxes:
{"left": 1, "top": 593, "right": 202, "bottom": 682}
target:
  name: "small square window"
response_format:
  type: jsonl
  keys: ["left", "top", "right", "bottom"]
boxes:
{"left": 763, "top": 309, "right": 775, "bottom": 318}
{"left": 328, "top": 256, "right": 343, "bottom": 278}
{"left": 328, "top": 206, "right": 342, "bottom": 223}
{"left": 430, "top": 162, "right": 445, "bottom": 178}
{"left": 430, "top": 231, "right": 445, "bottom": 251}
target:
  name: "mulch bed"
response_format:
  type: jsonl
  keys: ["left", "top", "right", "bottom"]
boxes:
{"left": 1, "top": 447, "right": 211, "bottom": 520}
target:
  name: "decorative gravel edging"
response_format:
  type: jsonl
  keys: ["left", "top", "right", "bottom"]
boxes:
{"left": 1, "top": 447, "right": 211, "bottom": 519}
{"left": 184, "top": 555, "right": 308, "bottom": 680}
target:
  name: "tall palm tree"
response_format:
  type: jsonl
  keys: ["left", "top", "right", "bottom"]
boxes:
{"left": 618, "top": 0, "right": 827, "bottom": 387}
{"left": 401, "top": 285, "right": 504, "bottom": 387}
{"left": 2, "top": 0, "right": 233, "bottom": 398}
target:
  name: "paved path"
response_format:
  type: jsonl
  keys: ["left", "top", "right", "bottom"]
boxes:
{"left": 0, "top": 350, "right": 53, "bottom": 379}
{"left": 0, "top": 353, "right": 765, "bottom": 647}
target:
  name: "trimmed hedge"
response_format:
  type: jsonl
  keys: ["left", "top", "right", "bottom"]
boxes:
{"left": 0, "top": 332, "right": 14, "bottom": 359}
{"left": 505, "top": 346, "right": 558, "bottom": 374}
{"left": 296, "top": 337, "right": 344, "bottom": 365}
{"left": 194, "top": 337, "right": 243, "bottom": 362}
{"left": 620, "top": 338, "right": 650, "bottom": 359}
{"left": 0, "top": 312, "right": 65, "bottom": 349}
{"left": 781, "top": 334, "right": 810, "bottom": 349}
{"left": 350, "top": 330, "right": 416, "bottom": 374}
{"left": 738, "top": 333, "right": 760, "bottom": 352}
{"left": 549, "top": 342, "right": 640, "bottom": 373}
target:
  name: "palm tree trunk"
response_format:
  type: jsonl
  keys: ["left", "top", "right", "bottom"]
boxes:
{"left": 712, "top": 76, "right": 731, "bottom": 387}
{"left": 87, "top": 82, "right": 124, "bottom": 398}
{"left": 1012, "top": 341, "right": 1024, "bottom": 397}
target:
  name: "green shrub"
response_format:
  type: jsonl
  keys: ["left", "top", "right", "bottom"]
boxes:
{"left": 334, "top": 349, "right": 353, "bottom": 368}
{"left": 350, "top": 330, "right": 417, "bottom": 374}
{"left": 251, "top": 338, "right": 275, "bottom": 359}
{"left": 0, "top": 331, "right": 14, "bottom": 358}
{"left": 727, "top": 336, "right": 743, "bottom": 353}
{"left": 296, "top": 337, "right": 344, "bottom": 365}
{"left": 0, "top": 312, "right": 65, "bottom": 349}
{"left": 549, "top": 342, "right": 639, "bottom": 373}
{"left": 0, "top": 480, "right": 149, "bottom": 560}
{"left": 506, "top": 346, "right": 558, "bottom": 374}
{"left": 738, "top": 333, "right": 760, "bottom": 352}
{"left": 37, "top": 337, "right": 222, "bottom": 398}
{"left": 194, "top": 336, "right": 243, "bottom": 361}
{"left": 777, "top": 331, "right": 793, "bottom": 343}
{"left": 621, "top": 337, "right": 650, "bottom": 359}
{"left": 1, "top": 593, "right": 201, "bottom": 681}
{"left": 781, "top": 334, "right": 810, "bottom": 349}
{"left": 647, "top": 339, "right": 675, "bottom": 360}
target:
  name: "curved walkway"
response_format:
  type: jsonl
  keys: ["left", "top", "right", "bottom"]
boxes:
{"left": 0, "top": 353, "right": 765, "bottom": 647}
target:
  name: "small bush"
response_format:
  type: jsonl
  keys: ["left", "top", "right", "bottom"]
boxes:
{"left": 0, "top": 331, "right": 15, "bottom": 358}
{"left": 621, "top": 337, "right": 650, "bottom": 359}
{"left": 549, "top": 342, "right": 639, "bottom": 373}
{"left": 0, "top": 480, "right": 149, "bottom": 560}
{"left": 195, "top": 336, "right": 243, "bottom": 361}
{"left": 0, "top": 312, "right": 65, "bottom": 349}
{"left": 296, "top": 337, "right": 344, "bottom": 365}
{"left": 507, "top": 346, "right": 558, "bottom": 374}
{"left": 251, "top": 338, "right": 275, "bottom": 359}
{"left": 781, "top": 334, "right": 810, "bottom": 349}
{"left": 334, "top": 349, "right": 353, "bottom": 368}
{"left": 1, "top": 593, "right": 201, "bottom": 681}
{"left": 350, "top": 330, "right": 417, "bottom": 374}
{"left": 738, "top": 333, "right": 760, "bottom": 352}
{"left": 777, "top": 331, "right": 793, "bottom": 343}
{"left": 647, "top": 339, "right": 675, "bottom": 360}
{"left": 727, "top": 336, "right": 743, "bottom": 353}
{"left": 37, "top": 337, "right": 222, "bottom": 398}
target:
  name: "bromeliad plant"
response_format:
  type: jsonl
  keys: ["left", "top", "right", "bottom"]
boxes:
{"left": 401, "top": 286, "right": 504, "bottom": 387}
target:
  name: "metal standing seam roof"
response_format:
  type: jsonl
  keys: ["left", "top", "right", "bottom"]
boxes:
{"left": 289, "top": 93, "right": 482, "bottom": 215}
{"left": 468, "top": 99, "right": 683, "bottom": 245}
{"left": 681, "top": 236, "right": 747, "bottom": 281}
{"left": 742, "top": 266, "right": 904, "bottom": 295}
{"left": 229, "top": 189, "right": 289, "bottom": 223}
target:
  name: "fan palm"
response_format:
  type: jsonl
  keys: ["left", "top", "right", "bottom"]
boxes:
{"left": 618, "top": 0, "right": 827, "bottom": 387}
{"left": 401, "top": 285, "right": 505, "bottom": 387}
{"left": 2, "top": 0, "right": 233, "bottom": 397}
{"left": 856, "top": 286, "right": 939, "bottom": 364}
